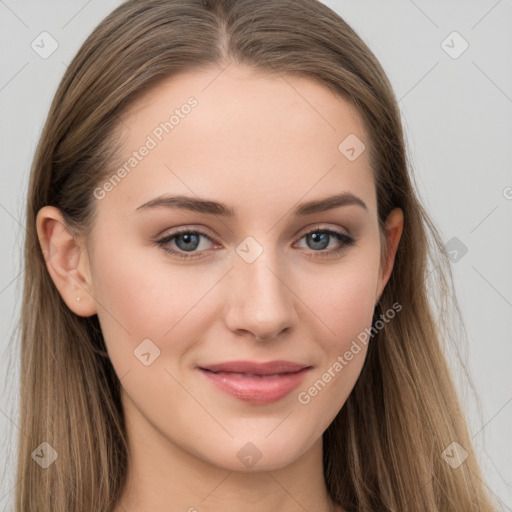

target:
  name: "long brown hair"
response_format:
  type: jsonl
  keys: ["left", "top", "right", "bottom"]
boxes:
{"left": 16, "top": 0, "right": 496, "bottom": 510}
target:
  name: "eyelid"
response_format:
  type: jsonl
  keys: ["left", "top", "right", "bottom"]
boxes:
{"left": 297, "top": 222, "right": 352, "bottom": 238}
{"left": 156, "top": 225, "right": 220, "bottom": 245}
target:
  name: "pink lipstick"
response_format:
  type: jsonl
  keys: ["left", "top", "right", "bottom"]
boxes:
{"left": 197, "top": 360, "right": 312, "bottom": 404}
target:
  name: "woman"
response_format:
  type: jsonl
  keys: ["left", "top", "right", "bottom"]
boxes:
{"left": 17, "top": 0, "right": 496, "bottom": 510}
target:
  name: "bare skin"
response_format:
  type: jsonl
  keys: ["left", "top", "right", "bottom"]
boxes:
{"left": 37, "top": 63, "right": 403, "bottom": 512}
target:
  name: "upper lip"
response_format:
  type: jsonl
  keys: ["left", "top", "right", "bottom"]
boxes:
{"left": 199, "top": 360, "right": 311, "bottom": 376}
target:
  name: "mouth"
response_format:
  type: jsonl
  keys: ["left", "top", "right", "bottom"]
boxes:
{"left": 197, "top": 360, "right": 312, "bottom": 404}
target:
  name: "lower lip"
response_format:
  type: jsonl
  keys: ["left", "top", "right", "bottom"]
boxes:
{"left": 198, "top": 368, "right": 310, "bottom": 404}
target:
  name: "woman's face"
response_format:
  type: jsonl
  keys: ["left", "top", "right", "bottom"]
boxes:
{"left": 52, "top": 64, "right": 402, "bottom": 471}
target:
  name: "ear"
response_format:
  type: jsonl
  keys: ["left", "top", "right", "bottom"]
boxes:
{"left": 36, "top": 206, "right": 97, "bottom": 317}
{"left": 375, "top": 207, "right": 404, "bottom": 304}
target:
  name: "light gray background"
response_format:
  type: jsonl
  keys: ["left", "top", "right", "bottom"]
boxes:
{"left": 1, "top": 0, "right": 511, "bottom": 510}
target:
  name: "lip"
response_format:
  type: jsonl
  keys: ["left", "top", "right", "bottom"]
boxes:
{"left": 197, "top": 360, "right": 312, "bottom": 404}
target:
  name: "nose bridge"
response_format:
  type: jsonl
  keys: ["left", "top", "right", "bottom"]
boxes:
{"left": 224, "top": 236, "right": 297, "bottom": 340}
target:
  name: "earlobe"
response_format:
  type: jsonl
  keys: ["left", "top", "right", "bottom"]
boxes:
{"left": 376, "top": 207, "right": 404, "bottom": 302}
{"left": 36, "top": 206, "right": 97, "bottom": 317}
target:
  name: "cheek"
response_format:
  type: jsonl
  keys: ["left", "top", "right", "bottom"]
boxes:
{"left": 89, "top": 236, "right": 207, "bottom": 364}
{"left": 90, "top": 237, "right": 247, "bottom": 387}
{"left": 303, "top": 252, "right": 380, "bottom": 348}
{"left": 294, "top": 252, "right": 380, "bottom": 413}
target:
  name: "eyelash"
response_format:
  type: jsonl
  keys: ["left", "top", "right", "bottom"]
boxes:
{"left": 155, "top": 226, "right": 356, "bottom": 260}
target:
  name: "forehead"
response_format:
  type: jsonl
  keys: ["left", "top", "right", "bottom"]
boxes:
{"left": 102, "top": 64, "right": 376, "bottom": 219}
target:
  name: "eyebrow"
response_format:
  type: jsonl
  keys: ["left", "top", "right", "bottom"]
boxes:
{"left": 135, "top": 192, "right": 368, "bottom": 216}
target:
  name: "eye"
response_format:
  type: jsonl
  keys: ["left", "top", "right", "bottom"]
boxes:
{"left": 295, "top": 226, "right": 356, "bottom": 258}
{"left": 155, "top": 229, "right": 219, "bottom": 259}
{"left": 155, "top": 225, "right": 356, "bottom": 260}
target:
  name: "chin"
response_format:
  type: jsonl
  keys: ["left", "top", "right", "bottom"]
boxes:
{"left": 197, "top": 433, "right": 316, "bottom": 473}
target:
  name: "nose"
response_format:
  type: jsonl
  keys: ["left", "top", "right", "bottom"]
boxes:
{"left": 223, "top": 248, "right": 298, "bottom": 342}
